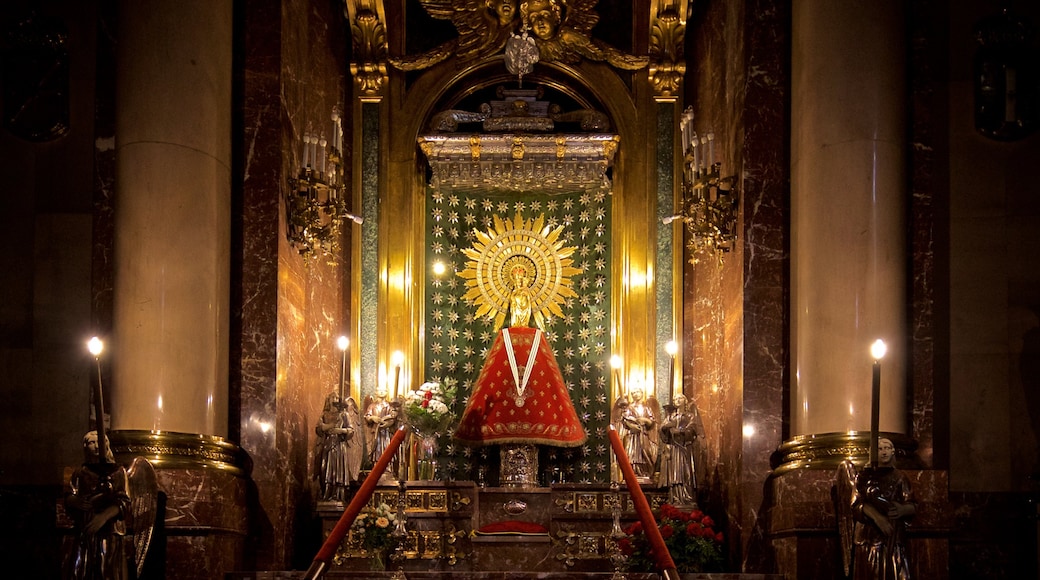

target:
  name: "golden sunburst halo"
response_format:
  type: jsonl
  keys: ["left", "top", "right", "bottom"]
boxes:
{"left": 458, "top": 213, "right": 582, "bottom": 329}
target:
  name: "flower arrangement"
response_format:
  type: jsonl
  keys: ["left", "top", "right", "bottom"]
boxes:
{"left": 403, "top": 381, "right": 456, "bottom": 435}
{"left": 349, "top": 502, "right": 398, "bottom": 569}
{"left": 619, "top": 504, "right": 725, "bottom": 573}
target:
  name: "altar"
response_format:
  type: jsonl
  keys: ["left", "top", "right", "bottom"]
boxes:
{"left": 316, "top": 482, "right": 670, "bottom": 574}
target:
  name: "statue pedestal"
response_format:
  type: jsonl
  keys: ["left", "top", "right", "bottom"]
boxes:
{"left": 767, "top": 469, "right": 954, "bottom": 580}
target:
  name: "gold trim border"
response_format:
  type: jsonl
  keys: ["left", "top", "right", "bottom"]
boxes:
{"left": 108, "top": 430, "right": 251, "bottom": 477}
{"left": 769, "top": 431, "right": 917, "bottom": 475}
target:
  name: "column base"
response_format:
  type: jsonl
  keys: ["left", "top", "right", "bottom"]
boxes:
{"left": 769, "top": 431, "right": 919, "bottom": 474}
{"left": 109, "top": 430, "right": 251, "bottom": 580}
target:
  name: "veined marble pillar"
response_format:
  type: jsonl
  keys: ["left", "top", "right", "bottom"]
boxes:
{"left": 108, "top": 2, "right": 247, "bottom": 578}
{"left": 112, "top": 0, "right": 230, "bottom": 437}
{"left": 781, "top": 0, "right": 911, "bottom": 468}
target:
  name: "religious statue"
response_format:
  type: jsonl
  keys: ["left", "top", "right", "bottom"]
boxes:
{"left": 314, "top": 392, "right": 364, "bottom": 502}
{"left": 62, "top": 431, "right": 157, "bottom": 580}
{"left": 836, "top": 437, "right": 916, "bottom": 580}
{"left": 364, "top": 386, "right": 400, "bottom": 480}
{"left": 611, "top": 388, "right": 660, "bottom": 482}
{"left": 390, "top": 0, "right": 647, "bottom": 73}
{"left": 517, "top": 0, "right": 648, "bottom": 70}
{"left": 454, "top": 213, "right": 587, "bottom": 485}
{"left": 507, "top": 265, "right": 534, "bottom": 327}
{"left": 658, "top": 393, "right": 700, "bottom": 507}
{"left": 389, "top": 0, "right": 519, "bottom": 70}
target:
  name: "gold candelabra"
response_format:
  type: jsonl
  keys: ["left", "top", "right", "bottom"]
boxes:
{"left": 286, "top": 107, "right": 362, "bottom": 263}
{"left": 664, "top": 107, "right": 739, "bottom": 262}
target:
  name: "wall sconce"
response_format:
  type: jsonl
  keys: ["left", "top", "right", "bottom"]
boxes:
{"left": 973, "top": 5, "right": 1037, "bottom": 141}
{"left": 663, "top": 107, "right": 738, "bottom": 262}
{"left": 286, "top": 106, "right": 362, "bottom": 262}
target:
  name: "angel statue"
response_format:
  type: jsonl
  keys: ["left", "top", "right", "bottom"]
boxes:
{"left": 454, "top": 213, "right": 587, "bottom": 485}
{"left": 518, "top": 0, "right": 648, "bottom": 70}
{"left": 611, "top": 387, "right": 660, "bottom": 483}
{"left": 389, "top": 0, "right": 520, "bottom": 71}
{"left": 836, "top": 437, "right": 916, "bottom": 580}
{"left": 364, "top": 386, "right": 401, "bottom": 482}
{"left": 314, "top": 392, "right": 364, "bottom": 502}
{"left": 658, "top": 393, "right": 701, "bottom": 507}
{"left": 62, "top": 430, "right": 157, "bottom": 580}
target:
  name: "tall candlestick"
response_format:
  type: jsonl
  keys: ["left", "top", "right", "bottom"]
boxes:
{"left": 665, "top": 340, "right": 678, "bottom": 404}
{"left": 610, "top": 355, "right": 623, "bottom": 397}
{"left": 391, "top": 350, "right": 404, "bottom": 400}
{"left": 337, "top": 336, "right": 349, "bottom": 401}
{"left": 87, "top": 337, "right": 109, "bottom": 464}
{"left": 869, "top": 339, "right": 887, "bottom": 467}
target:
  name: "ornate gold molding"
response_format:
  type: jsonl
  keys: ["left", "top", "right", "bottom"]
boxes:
{"left": 770, "top": 431, "right": 919, "bottom": 475}
{"left": 108, "top": 430, "right": 250, "bottom": 477}
{"left": 345, "top": 0, "right": 388, "bottom": 96}
{"left": 649, "top": 0, "right": 690, "bottom": 98}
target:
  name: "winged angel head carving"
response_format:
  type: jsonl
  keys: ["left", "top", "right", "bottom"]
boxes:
{"left": 389, "top": 0, "right": 647, "bottom": 72}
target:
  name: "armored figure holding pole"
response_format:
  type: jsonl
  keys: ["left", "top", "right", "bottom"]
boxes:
{"left": 658, "top": 393, "right": 699, "bottom": 507}
{"left": 62, "top": 431, "right": 131, "bottom": 580}
{"left": 314, "top": 392, "right": 363, "bottom": 502}
{"left": 837, "top": 437, "right": 916, "bottom": 580}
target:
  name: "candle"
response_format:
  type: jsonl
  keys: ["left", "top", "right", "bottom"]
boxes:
{"left": 391, "top": 350, "right": 404, "bottom": 400}
{"left": 610, "top": 354, "right": 623, "bottom": 397}
{"left": 869, "top": 339, "right": 887, "bottom": 467}
{"left": 707, "top": 132, "right": 715, "bottom": 172}
{"left": 319, "top": 136, "right": 328, "bottom": 177}
{"left": 86, "top": 337, "right": 109, "bottom": 464}
{"left": 665, "top": 340, "right": 678, "bottom": 404}
{"left": 337, "top": 336, "right": 349, "bottom": 401}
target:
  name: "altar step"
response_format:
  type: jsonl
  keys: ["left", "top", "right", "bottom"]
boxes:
{"left": 229, "top": 573, "right": 787, "bottom": 580}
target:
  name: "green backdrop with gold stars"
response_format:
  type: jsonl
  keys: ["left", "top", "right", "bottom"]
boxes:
{"left": 423, "top": 185, "right": 614, "bottom": 483}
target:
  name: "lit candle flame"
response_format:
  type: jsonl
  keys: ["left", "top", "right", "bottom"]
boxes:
{"left": 87, "top": 336, "right": 104, "bottom": 357}
{"left": 871, "top": 339, "right": 887, "bottom": 360}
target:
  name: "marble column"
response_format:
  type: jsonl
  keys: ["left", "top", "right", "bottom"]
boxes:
{"left": 108, "top": 2, "right": 247, "bottom": 578}
{"left": 785, "top": 0, "right": 910, "bottom": 463}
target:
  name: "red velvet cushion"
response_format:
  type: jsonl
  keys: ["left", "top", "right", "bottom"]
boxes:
{"left": 477, "top": 520, "right": 549, "bottom": 534}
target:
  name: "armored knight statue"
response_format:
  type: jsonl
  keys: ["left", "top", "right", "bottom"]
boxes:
{"left": 363, "top": 386, "right": 400, "bottom": 482}
{"left": 658, "top": 393, "right": 700, "bottom": 507}
{"left": 836, "top": 437, "right": 916, "bottom": 580}
{"left": 314, "top": 391, "right": 363, "bottom": 502}
{"left": 62, "top": 431, "right": 157, "bottom": 580}
{"left": 611, "top": 387, "right": 660, "bottom": 483}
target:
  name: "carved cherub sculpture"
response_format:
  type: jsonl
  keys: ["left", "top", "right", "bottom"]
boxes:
{"left": 518, "top": 0, "right": 648, "bottom": 70}
{"left": 390, "top": 0, "right": 519, "bottom": 70}
{"left": 390, "top": 0, "right": 648, "bottom": 72}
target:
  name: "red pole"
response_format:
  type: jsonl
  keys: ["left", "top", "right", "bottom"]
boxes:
{"left": 303, "top": 425, "right": 409, "bottom": 579}
{"left": 609, "top": 425, "right": 679, "bottom": 580}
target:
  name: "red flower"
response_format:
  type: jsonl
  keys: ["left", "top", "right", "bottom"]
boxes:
{"left": 624, "top": 521, "right": 643, "bottom": 535}
{"left": 716, "top": 532, "right": 724, "bottom": 543}
{"left": 618, "top": 538, "right": 633, "bottom": 555}
{"left": 686, "top": 522, "right": 702, "bottom": 536}
{"left": 701, "top": 515, "right": 715, "bottom": 528}
{"left": 690, "top": 509, "right": 704, "bottom": 520}
{"left": 660, "top": 524, "right": 674, "bottom": 539}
